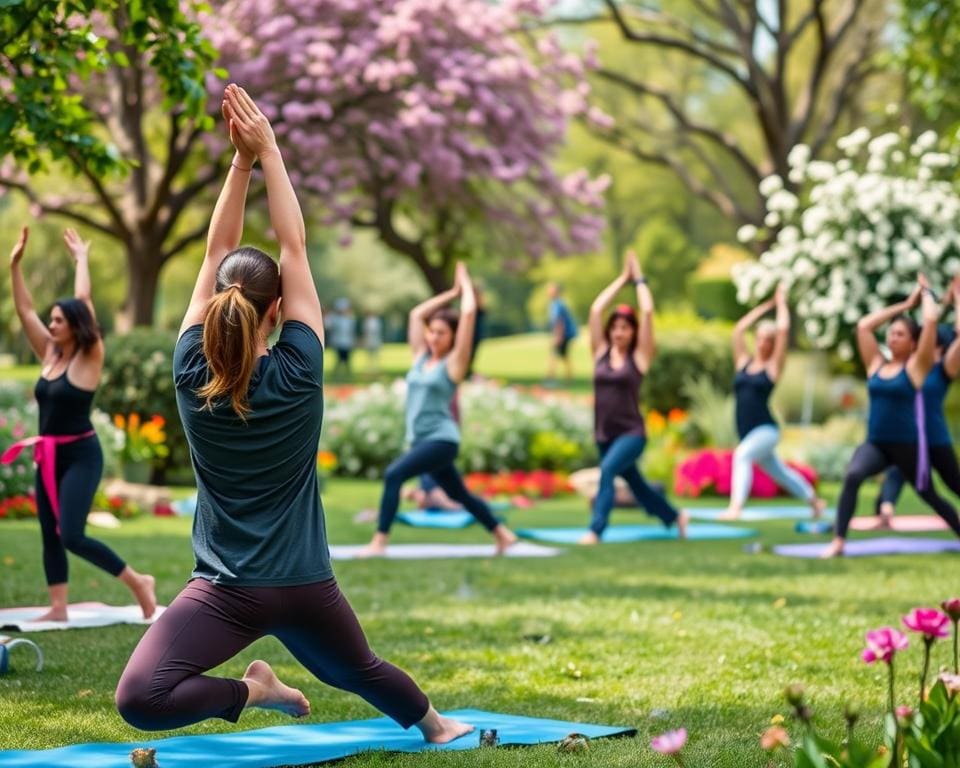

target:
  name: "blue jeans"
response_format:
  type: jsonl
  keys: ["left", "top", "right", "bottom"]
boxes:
{"left": 378, "top": 441, "right": 499, "bottom": 533}
{"left": 590, "top": 435, "right": 678, "bottom": 536}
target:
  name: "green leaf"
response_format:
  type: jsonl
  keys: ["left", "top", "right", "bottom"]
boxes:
{"left": 113, "top": 50, "right": 130, "bottom": 67}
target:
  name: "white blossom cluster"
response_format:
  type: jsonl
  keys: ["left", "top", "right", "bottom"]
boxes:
{"left": 733, "top": 128, "right": 960, "bottom": 357}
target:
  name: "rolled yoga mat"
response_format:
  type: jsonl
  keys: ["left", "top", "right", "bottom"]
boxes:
{"left": 0, "top": 708, "right": 637, "bottom": 768}
{"left": 516, "top": 523, "right": 757, "bottom": 544}
{"left": 329, "top": 543, "right": 560, "bottom": 559}
{"left": 0, "top": 602, "right": 165, "bottom": 633}
{"left": 687, "top": 506, "right": 834, "bottom": 522}
{"left": 774, "top": 537, "right": 960, "bottom": 558}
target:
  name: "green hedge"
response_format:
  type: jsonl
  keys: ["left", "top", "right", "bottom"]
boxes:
{"left": 689, "top": 276, "right": 743, "bottom": 322}
{"left": 644, "top": 327, "right": 733, "bottom": 412}
{"left": 96, "top": 329, "right": 189, "bottom": 483}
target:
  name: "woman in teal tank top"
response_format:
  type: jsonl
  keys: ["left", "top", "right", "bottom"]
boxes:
{"left": 360, "top": 263, "right": 518, "bottom": 557}
{"left": 116, "top": 86, "right": 472, "bottom": 744}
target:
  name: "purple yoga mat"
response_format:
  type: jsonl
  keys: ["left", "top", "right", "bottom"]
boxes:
{"left": 775, "top": 537, "right": 960, "bottom": 558}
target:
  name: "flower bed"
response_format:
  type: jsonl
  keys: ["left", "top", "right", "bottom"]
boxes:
{"left": 674, "top": 448, "right": 818, "bottom": 498}
{"left": 464, "top": 470, "right": 574, "bottom": 499}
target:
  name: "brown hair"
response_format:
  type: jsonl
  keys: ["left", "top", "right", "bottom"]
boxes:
{"left": 426, "top": 307, "right": 459, "bottom": 336}
{"left": 604, "top": 306, "right": 638, "bottom": 353}
{"left": 197, "top": 247, "right": 280, "bottom": 417}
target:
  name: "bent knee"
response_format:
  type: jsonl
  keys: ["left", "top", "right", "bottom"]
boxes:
{"left": 115, "top": 672, "right": 167, "bottom": 731}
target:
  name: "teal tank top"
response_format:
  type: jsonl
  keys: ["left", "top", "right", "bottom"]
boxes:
{"left": 405, "top": 355, "right": 459, "bottom": 445}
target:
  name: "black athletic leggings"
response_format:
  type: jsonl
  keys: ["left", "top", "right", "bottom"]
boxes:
{"left": 837, "top": 441, "right": 960, "bottom": 538}
{"left": 876, "top": 445, "right": 960, "bottom": 510}
{"left": 378, "top": 440, "right": 499, "bottom": 534}
{"left": 37, "top": 435, "right": 125, "bottom": 585}
{"left": 116, "top": 577, "right": 430, "bottom": 731}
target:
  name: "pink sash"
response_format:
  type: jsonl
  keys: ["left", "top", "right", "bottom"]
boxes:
{"left": 1, "top": 431, "right": 96, "bottom": 533}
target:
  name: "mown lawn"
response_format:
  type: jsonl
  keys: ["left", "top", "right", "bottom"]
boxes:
{"left": 1, "top": 479, "right": 959, "bottom": 766}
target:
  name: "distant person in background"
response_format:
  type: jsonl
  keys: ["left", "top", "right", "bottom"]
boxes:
{"left": 546, "top": 282, "right": 577, "bottom": 383}
{"left": 363, "top": 312, "right": 383, "bottom": 374}
{"left": 328, "top": 298, "right": 356, "bottom": 379}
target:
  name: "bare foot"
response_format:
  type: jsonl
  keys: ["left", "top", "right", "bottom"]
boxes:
{"left": 811, "top": 498, "right": 827, "bottom": 519}
{"left": 878, "top": 502, "right": 894, "bottom": 529}
{"left": 577, "top": 531, "right": 600, "bottom": 545}
{"left": 133, "top": 574, "right": 157, "bottom": 620}
{"left": 416, "top": 707, "right": 475, "bottom": 744}
{"left": 676, "top": 510, "right": 690, "bottom": 540}
{"left": 819, "top": 538, "right": 845, "bottom": 559}
{"left": 355, "top": 534, "right": 388, "bottom": 559}
{"left": 243, "top": 660, "right": 310, "bottom": 718}
{"left": 717, "top": 508, "right": 741, "bottom": 521}
{"left": 33, "top": 607, "right": 68, "bottom": 622}
{"left": 493, "top": 525, "right": 518, "bottom": 555}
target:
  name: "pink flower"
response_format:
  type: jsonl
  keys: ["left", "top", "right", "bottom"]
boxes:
{"left": 862, "top": 627, "right": 909, "bottom": 664}
{"left": 942, "top": 598, "right": 960, "bottom": 622}
{"left": 896, "top": 705, "right": 914, "bottom": 724}
{"left": 651, "top": 728, "right": 687, "bottom": 755}
{"left": 903, "top": 608, "right": 951, "bottom": 639}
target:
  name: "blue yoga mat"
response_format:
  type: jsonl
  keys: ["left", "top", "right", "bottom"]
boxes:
{"left": 516, "top": 523, "right": 757, "bottom": 544}
{"left": 688, "top": 506, "right": 834, "bottom": 522}
{"left": 795, "top": 520, "right": 835, "bottom": 535}
{"left": 395, "top": 502, "right": 510, "bottom": 529}
{"left": 0, "top": 709, "right": 636, "bottom": 768}
{"left": 775, "top": 537, "right": 960, "bottom": 558}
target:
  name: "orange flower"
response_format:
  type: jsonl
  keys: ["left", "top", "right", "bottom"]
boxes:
{"left": 128, "top": 413, "right": 141, "bottom": 430}
{"left": 150, "top": 415, "right": 165, "bottom": 428}
{"left": 646, "top": 410, "right": 666, "bottom": 433}
{"left": 113, "top": 414, "right": 125, "bottom": 429}
{"left": 317, "top": 451, "right": 338, "bottom": 471}
{"left": 667, "top": 408, "right": 688, "bottom": 424}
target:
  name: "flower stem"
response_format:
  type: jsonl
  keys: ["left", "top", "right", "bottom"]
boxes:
{"left": 921, "top": 637, "right": 932, "bottom": 703}
{"left": 953, "top": 620, "right": 958, "bottom": 675}
{"left": 888, "top": 659, "right": 896, "bottom": 716}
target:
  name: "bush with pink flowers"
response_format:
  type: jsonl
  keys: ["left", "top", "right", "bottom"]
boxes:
{"left": 673, "top": 448, "right": 818, "bottom": 499}
{"left": 765, "top": 599, "right": 960, "bottom": 766}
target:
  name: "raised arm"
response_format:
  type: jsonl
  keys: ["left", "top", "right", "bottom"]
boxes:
{"left": 179, "top": 90, "right": 255, "bottom": 336}
{"left": 908, "top": 281, "right": 941, "bottom": 386}
{"left": 228, "top": 86, "right": 324, "bottom": 344}
{"left": 768, "top": 284, "right": 790, "bottom": 380}
{"left": 589, "top": 258, "right": 630, "bottom": 358}
{"left": 733, "top": 297, "right": 775, "bottom": 368}
{"left": 447, "top": 262, "right": 477, "bottom": 383}
{"left": 944, "top": 277, "right": 960, "bottom": 378}
{"left": 407, "top": 285, "right": 460, "bottom": 358}
{"left": 8, "top": 227, "right": 51, "bottom": 360}
{"left": 628, "top": 252, "right": 656, "bottom": 372}
{"left": 63, "top": 228, "right": 104, "bottom": 362}
{"left": 857, "top": 286, "right": 921, "bottom": 373}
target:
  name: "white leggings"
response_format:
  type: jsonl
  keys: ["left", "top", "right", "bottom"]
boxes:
{"left": 731, "top": 424, "right": 814, "bottom": 507}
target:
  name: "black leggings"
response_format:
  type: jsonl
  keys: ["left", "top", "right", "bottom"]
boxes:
{"left": 876, "top": 445, "right": 960, "bottom": 510}
{"left": 37, "top": 435, "right": 125, "bottom": 585}
{"left": 837, "top": 441, "right": 960, "bottom": 538}
{"left": 377, "top": 440, "right": 499, "bottom": 534}
{"left": 116, "top": 578, "right": 430, "bottom": 731}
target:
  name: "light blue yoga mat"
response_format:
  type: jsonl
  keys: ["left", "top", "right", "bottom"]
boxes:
{"left": 0, "top": 709, "right": 636, "bottom": 768}
{"left": 688, "top": 506, "right": 834, "bottom": 522}
{"left": 516, "top": 523, "right": 757, "bottom": 544}
{"left": 395, "top": 502, "right": 510, "bottom": 529}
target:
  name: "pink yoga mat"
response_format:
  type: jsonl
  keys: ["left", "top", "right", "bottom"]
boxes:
{"left": 850, "top": 515, "right": 948, "bottom": 532}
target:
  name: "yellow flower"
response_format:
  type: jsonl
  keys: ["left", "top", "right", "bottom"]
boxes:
{"left": 770, "top": 714, "right": 785, "bottom": 725}
{"left": 646, "top": 410, "right": 666, "bottom": 433}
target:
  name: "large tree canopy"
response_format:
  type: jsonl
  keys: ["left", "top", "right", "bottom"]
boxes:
{"left": 208, "top": 0, "right": 611, "bottom": 291}
{"left": 0, "top": 0, "right": 216, "bottom": 174}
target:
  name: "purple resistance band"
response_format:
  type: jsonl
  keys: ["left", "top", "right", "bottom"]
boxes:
{"left": 915, "top": 390, "right": 930, "bottom": 490}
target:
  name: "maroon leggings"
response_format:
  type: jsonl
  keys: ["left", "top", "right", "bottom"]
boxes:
{"left": 115, "top": 578, "right": 430, "bottom": 731}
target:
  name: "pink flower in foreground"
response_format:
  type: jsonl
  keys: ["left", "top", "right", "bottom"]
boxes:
{"left": 862, "top": 627, "right": 909, "bottom": 664}
{"left": 651, "top": 728, "right": 687, "bottom": 755}
{"left": 942, "top": 598, "right": 960, "bottom": 622}
{"left": 903, "top": 608, "right": 951, "bottom": 639}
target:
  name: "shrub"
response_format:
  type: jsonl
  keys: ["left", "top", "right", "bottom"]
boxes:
{"left": 0, "top": 401, "right": 37, "bottom": 499}
{"left": 690, "top": 276, "right": 742, "bottom": 321}
{"left": 682, "top": 376, "right": 737, "bottom": 448}
{"left": 97, "top": 329, "right": 185, "bottom": 482}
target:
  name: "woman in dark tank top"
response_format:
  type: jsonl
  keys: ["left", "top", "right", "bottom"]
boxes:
{"left": 720, "top": 285, "right": 825, "bottom": 520}
{"left": 5, "top": 227, "right": 155, "bottom": 623}
{"left": 824, "top": 275, "right": 960, "bottom": 557}
{"left": 578, "top": 251, "right": 689, "bottom": 544}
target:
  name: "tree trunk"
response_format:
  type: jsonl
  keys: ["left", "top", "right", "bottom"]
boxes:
{"left": 119, "top": 245, "right": 162, "bottom": 329}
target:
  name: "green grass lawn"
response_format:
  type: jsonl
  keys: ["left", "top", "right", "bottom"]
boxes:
{"left": 2, "top": 479, "right": 959, "bottom": 765}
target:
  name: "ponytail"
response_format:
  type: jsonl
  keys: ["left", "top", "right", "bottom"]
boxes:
{"left": 197, "top": 285, "right": 262, "bottom": 418}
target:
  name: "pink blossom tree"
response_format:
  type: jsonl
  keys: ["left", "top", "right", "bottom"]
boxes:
{"left": 208, "top": 0, "right": 610, "bottom": 291}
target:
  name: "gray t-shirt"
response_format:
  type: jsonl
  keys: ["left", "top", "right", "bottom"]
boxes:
{"left": 405, "top": 355, "right": 460, "bottom": 445}
{"left": 174, "top": 321, "right": 331, "bottom": 586}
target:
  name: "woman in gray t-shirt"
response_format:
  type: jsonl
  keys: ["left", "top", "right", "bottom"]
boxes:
{"left": 115, "top": 86, "right": 471, "bottom": 745}
{"left": 359, "top": 263, "right": 517, "bottom": 557}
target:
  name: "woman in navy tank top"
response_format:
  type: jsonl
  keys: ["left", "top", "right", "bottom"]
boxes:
{"left": 824, "top": 276, "right": 960, "bottom": 557}
{"left": 720, "top": 285, "right": 826, "bottom": 520}
{"left": 6, "top": 227, "right": 155, "bottom": 622}
{"left": 579, "top": 251, "right": 689, "bottom": 544}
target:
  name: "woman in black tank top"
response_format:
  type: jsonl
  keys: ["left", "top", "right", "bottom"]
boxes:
{"left": 7, "top": 227, "right": 155, "bottom": 623}
{"left": 720, "top": 285, "right": 825, "bottom": 520}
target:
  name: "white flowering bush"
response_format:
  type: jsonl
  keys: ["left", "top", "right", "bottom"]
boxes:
{"left": 320, "top": 381, "right": 596, "bottom": 478}
{"left": 734, "top": 128, "right": 960, "bottom": 358}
